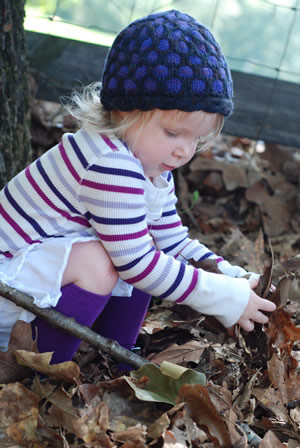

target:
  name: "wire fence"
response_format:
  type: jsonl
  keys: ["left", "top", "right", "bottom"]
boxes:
{"left": 25, "top": 0, "right": 300, "bottom": 83}
{"left": 25, "top": 0, "right": 300, "bottom": 146}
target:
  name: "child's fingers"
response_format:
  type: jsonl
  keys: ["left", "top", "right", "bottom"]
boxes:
{"left": 239, "top": 319, "right": 254, "bottom": 332}
{"left": 259, "top": 297, "right": 276, "bottom": 312}
{"left": 248, "top": 273, "right": 260, "bottom": 289}
{"left": 253, "top": 310, "right": 269, "bottom": 325}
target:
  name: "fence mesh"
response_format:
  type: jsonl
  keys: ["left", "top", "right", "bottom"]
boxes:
{"left": 25, "top": 0, "right": 300, "bottom": 83}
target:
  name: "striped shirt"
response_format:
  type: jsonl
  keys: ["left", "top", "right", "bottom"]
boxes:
{"left": 0, "top": 127, "right": 250, "bottom": 327}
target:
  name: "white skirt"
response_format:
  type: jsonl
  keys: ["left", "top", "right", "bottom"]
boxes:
{"left": 0, "top": 235, "right": 98, "bottom": 350}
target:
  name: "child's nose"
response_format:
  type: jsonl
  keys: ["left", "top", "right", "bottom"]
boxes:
{"left": 173, "top": 142, "right": 195, "bottom": 159}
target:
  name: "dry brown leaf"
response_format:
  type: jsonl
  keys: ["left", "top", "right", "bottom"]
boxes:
{"left": 0, "top": 320, "right": 37, "bottom": 383}
{"left": 178, "top": 384, "right": 232, "bottom": 448}
{"left": 14, "top": 350, "right": 81, "bottom": 383}
{"left": 252, "top": 387, "right": 288, "bottom": 421}
{"left": 259, "top": 430, "right": 286, "bottom": 447}
{"left": 0, "top": 382, "right": 39, "bottom": 444}
{"left": 267, "top": 353, "right": 300, "bottom": 403}
{"left": 147, "top": 340, "right": 206, "bottom": 365}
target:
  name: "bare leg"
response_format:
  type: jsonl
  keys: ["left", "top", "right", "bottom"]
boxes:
{"left": 32, "top": 240, "right": 118, "bottom": 363}
{"left": 62, "top": 240, "right": 118, "bottom": 294}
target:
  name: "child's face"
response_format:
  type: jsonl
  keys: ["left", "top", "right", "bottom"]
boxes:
{"left": 122, "top": 109, "right": 218, "bottom": 178}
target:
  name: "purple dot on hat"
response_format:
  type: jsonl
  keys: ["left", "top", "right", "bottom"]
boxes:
{"left": 167, "top": 78, "right": 181, "bottom": 93}
{"left": 213, "top": 80, "right": 223, "bottom": 94}
{"left": 204, "top": 29, "right": 212, "bottom": 40}
{"left": 176, "top": 41, "right": 189, "bottom": 53}
{"left": 219, "top": 68, "right": 226, "bottom": 79}
{"left": 109, "top": 63, "right": 116, "bottom": 74}
{"left": 179, "top": 66, "right": 193, "bottom": 78}
{"left": 127, "top": 24, "right": 136, "bottom": 35}
{"left": 154, "top": 25, "right": 164, "bottom": 36}
{"left": 145, "top": 78, "right": 157, "bottom": 92}
{"left": 166, "top": 11, "right": 177, "bottom": 20}
{"left": 155, "top": 65, "right": 168, "bottom": 78}
{"left": 141, "top": 38, "right": 152, "bottom": 52}
{"left": 208, "top": 55, "right": 218, "bottom": 65}
{"left": 192, "top": 80, "right": 205, "bottom": 93}
{"left": 108, "top": 77, "right": 117, "bottom": 90}
{"left": 124, "top": 79, "right": 136, "bottom": 92}
{"left": 140, "top": 26, "right": 148, "bottom": 39}
{"left": 176, "top": 20, "right": 189, "bottom": 30}
{"left": 159, "top": 39, "right": 170, "bottom": 51}
{"left": 171, "top": 30, "right": 182, "bottom": 40}
{"left": 135, "top": 66, "right": 147, "bottom": 79}
{"left": 168, "top": 53, "right": 181, "bottom": 64}
{"left": 147, "top": 51, "right": 158, "bottom": 63}
{"left": 202, "top": 67, "right": 213, "bottom": 78}
{"left": 132, "top": 54, "right": 139, "bottom": 64}
{"left": 128, "top": 40, "right": 136, "bottom": 51}
{"left": 119, "top": 66, "right": 129, "bottom": 77}
{"left": 118, "top": 51, "right": 126, "bottom": 62}
{"left": 209, "top": 43, "right": 217, "bottom": 54}
{"left": 191, "top": 30, "right": 204, "bottom": 42}
{"left": 199, "top": 44, "right": 207, "bottom": 54}
{"left": 165, "top": 21, "right": 175, "bottom": 30}
{"left": 189, "top": 55, "right": 201, "bottom": 65}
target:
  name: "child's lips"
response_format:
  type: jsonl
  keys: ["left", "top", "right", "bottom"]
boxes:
{"left": 161, "top": 163, "right": 176, "bottom": 171}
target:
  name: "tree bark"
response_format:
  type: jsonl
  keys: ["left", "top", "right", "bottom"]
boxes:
{"left": 0, "top": 281, "right": 149, "bottom": 369}
{"left": 0, "top": 0, "right": 32, "bottom": 188}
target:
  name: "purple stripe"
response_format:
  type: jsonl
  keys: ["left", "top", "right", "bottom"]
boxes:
{"left": 0, "top": 203, "right": 41, "bottom": 245}
{"left": 126, "top": 252, "right": 161, "bottom": 284}
{"left": 68, "top": 134, "right": 89, "bottom": 168}
{"left": 97, "top": 227, "right": 148, "bottom": 241}
{"left": 176, "top": 269, "right": 199, "bottom": 303}
{"left": 81, "top": 178, "right": 144, "bottom": 194}
{"left": 150, "top": 220, "right": 181, "bottom": 231}
{"left": 101, "top": 134, "right": 119, "bottom": 151}
{"left": 199, "top": 252, "right": 214, "bottom": 261}
{"left": 25, "top": 167, "right": 90, "bottom": 228}
{"left": 215, "top": 257, "right": 224, "bottom": 263}
{"left": 1, "top": 251, "right": 14, "bottom": 259}
{"left": 59, "top": 142, "right": 81, "bottom": 183}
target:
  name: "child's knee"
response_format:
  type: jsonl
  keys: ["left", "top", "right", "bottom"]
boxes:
{"left": 63, "top": 240, "right": 118, "bottom": 294}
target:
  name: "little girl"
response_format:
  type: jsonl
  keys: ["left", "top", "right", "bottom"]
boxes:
{"left": 0, "top": 9, "right": 275, "bottom": 363}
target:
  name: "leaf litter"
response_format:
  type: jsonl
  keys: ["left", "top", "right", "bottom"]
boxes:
{"left": 0, "top": 101, "right": 300, "bottom": 446}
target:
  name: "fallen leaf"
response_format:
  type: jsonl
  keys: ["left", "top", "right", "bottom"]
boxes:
{"left": 14, "top": 350, "right": 81, "bottom": 383}
{"left": 178, "top": 384, "right": 232, "bottom": 448}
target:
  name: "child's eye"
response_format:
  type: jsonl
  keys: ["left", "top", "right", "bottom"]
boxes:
{"left": 165, "top": 129, "right": 178, "bottom": 138}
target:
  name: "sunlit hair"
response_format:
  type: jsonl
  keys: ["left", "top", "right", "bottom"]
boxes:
{"left": 65, "top": 82, "right": 224, "bottom": 150}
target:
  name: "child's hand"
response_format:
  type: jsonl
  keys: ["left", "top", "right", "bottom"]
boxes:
{"left": 237, "top": 289, "right": 276, "bottom": 331}
{"left": 236, "top": 274, "right": 276, "bottom": 332}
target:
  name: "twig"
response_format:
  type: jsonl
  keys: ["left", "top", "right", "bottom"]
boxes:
{"left": 0, "top": 281, "right": 149, "bottom": 369}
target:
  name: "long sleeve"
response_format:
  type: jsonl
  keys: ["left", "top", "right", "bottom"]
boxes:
{"left": 76, "top": 133, "right": 250, "bottom": 327}
{"left": 149, "top": 172, "right": 249, "bottom": 278}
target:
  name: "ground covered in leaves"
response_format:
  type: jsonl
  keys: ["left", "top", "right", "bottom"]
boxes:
{"left": 0, "top": 100, "right": 300, "bottom": 447}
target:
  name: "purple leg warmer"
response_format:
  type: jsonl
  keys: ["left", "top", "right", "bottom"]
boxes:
{"left": 32, "top": 283, "right": 111, "bottom": 364}
{"left": 94, "top": 288, "right": 151, "bottom": 349}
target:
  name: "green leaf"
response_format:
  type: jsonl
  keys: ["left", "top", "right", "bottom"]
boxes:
{"left": 124, "top": 362, "right": 206, "bottom": 405}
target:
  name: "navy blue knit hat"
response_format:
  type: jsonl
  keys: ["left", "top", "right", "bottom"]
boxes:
{"left": 100, "top": 10, "right": 233, "bottom": 117}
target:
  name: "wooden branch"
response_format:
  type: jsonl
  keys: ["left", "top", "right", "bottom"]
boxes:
{"left": 0, "top": 281, "right": 149, "bottom": 369}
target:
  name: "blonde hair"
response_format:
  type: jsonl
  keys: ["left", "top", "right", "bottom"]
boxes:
{"left": 66, "top": 82, "right": 224, "bottom": 150}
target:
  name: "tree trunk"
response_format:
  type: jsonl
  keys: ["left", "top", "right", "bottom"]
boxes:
{"left": 0, "top": 0, "right": 32, "bottom": 188}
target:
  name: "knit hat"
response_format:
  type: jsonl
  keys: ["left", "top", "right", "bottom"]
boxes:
{"left": 100, "top": 10, "right": 233, "bottom": 117}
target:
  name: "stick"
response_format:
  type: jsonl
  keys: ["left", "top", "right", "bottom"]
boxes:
{"left": 0, "top": 281, "right": 149, "bottom": 369}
